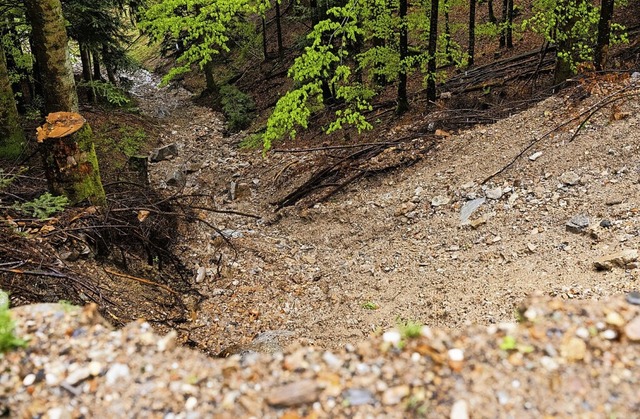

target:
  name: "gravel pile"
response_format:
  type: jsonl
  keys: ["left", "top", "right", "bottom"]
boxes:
{"left": 3, "top": 295, "right": 640, "bottom": 417}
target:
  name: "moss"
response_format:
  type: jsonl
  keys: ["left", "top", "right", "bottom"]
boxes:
{"left": 70, "top": 124, "right": 106, "bottom": 205}
{"left": 0, "top": 45, "right": 25, "bottom": 159}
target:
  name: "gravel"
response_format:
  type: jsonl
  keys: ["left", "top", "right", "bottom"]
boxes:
{"left": 3, "top": 296, "right": 640, "bottom": 417}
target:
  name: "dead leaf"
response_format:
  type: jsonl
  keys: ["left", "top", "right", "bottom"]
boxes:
{"left": 39, "top": 225, "right": 56, "bottom": 234}
{"left": 137, "top": 210, "right": 150, "bottom": 222}
{"left": 610, "top": 105, "right": 630, "bottom": 121}
{"left": 435, "top": 129, "right": 451, "bottom": 137}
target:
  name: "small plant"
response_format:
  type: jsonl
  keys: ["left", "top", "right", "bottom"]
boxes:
{"left": 362, "top": 301, "right": 379, "bottom": 310}
{"left": 58, "top": 300, "right": 78, "bottom": 312}
{"left": 0, "top": 167, "right": 27, "bottom": 191}
{"left": 499, "top": 335, "right": 534, "bottom": 353}
{"left": 117, "top": 127, "right": 147, "bottom": 157}
{"left": 79, "top": 80, "right": 131, "bottom": 107}
{"left": 219, "top": 84, "right": 256, "bottom": 132}
{"left": 0, "top": 290, "right": 28, "bottom": 353}
{"left": 13, "top": 193, "right": 69, "bottom": 220}
{"left": 397, "top": 318, "right": 423, "bottom": 339}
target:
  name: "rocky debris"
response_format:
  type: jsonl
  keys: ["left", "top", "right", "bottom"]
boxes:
{"left": 460, "top": 198, "right": 485, "bottom": 224}
{"left": 566, "top": 214, "right": 590, "bottom": 234}
{"left": 485, "top": 186, "right": 503, "bottom": 200}
{"left": 593, "top": 249, "right": 639, "bottom": 270}
{"left": 431, "top": 195, "right": 450, "bottom": 207}
{"left": 150, "top": 143, "right": 178, "bottom": 162}
{"left": 559, "top": 171, "right": 580, "bottom": 186}
{"left": 4, "top": 296, "right": 640, "bottom": 417}
{"left": 528, "top": 151, "right": 543, "bottom": 161}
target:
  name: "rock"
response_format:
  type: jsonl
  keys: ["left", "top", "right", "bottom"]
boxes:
{"left": 566, "top": 214, "right": 590, "bottom": 234}
{"left": 528, "top": 151, "right": 543, "bottom": 161}
{"left": 342, "top": 388, "right": 377, "bottom": 406}
{"left": 382, "top": 385, "right": 410, "bottom": 406}
{"left": 626, "top": 291, "right": 640, "bottom": 305}
{"left": 450, "top": 399, "right": 469, "bottom": 419}
{"left": 431, "top": 195, "right": 450, "bottom": 207}
{"left": 527, "top": 243, "right": 537, "bottom": 252}
{"left": 606, "top": 312, "right": 625, "bottom": 327}
{"left": 600, "top": 219, "right": 612, "bottom": 228}
{"left": 593, "top": 249, "right": 639, "bottom": 270}
{"left": 105, "top": 363, "right": 130, "bottom": 386}
{"left": 632, "top": 71, "right": 640, "bottom": 79}
{"left": 266, "top": 379, "right": 321, "bottom": 407}
{"left": 624, "top": 315, "right": 640, "bottom": 341}
{"left": 606, "top": 197, "right": 624, "bottom": 206}
{"left": 64, "top": 367, "right": 91, "bottom": 386}
{"left": 469, "top": 217, "right": 487, "bottom": 229}
{"left": 149, "top": 143, "right": 178, "bottom": 162}
{"left": 559, "top": 171, "right": 580, "bottom": 186}
{"left": 485, "top": 187, "right": 503, "bottom": 200}
{"left": 166, "top": 170, "right": 186, "bottom": 186}
{"left": 460, "top": 198, "right": 485, "bottom": 224}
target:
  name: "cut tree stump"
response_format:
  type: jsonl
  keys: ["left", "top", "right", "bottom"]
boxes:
{"left": 37, "top": 112, "right": 106, "bottom": 205}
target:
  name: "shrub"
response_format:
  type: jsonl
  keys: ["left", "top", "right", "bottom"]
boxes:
{"left": 219, "top": 85, "right": 256, "bottom": 133}
{"left": 0, "top": 290, "right": 27, "bottom": 353}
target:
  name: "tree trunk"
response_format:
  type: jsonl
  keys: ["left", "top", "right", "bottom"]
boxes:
{"left": 506, "top": 0, "right": 513, "bottom": 48}
{"left": 24, "top": 0, "right": 78, "bottom": 114}
{"left": 426, "top": 0, "right": 439, "bottom": 102}
{"left": 92, "top": 50, "right": 102, "bottom": 81}
{"left": 275, "top": 0, "right": 284, "bottom": 58}
{"left": 396, "top": 0, "right": 408, "bottom": 114}
{"left": 594, "top": 0, "right": 615, "bottom": 71}
{"left": 444, "top": 0, "right": 452, "bottom": 63}
{"left": 103, "top": 44, "right": 117, "bottom": 84}
{"left": 0, "top": 44, "right": 25, "bottom": 159}
{"left": 488, "top": 0, "right": 497, "bottom": 24}
{"left": 499, "top": 0, "right": 508, "bottom": 47}
{"left": 203, "top": 60, "right": 219, "bottom": 96}
{"left": 262, "top": 17, "right": 268, "bottom": 60}
{"left": 79, "top": 42, "right": 95, "bottom": 103}
{"left": 37, "top": 112, "right": 106, "bottom": 205}
{"left": 468, "top": 0, "right": 476, "bottom": 66}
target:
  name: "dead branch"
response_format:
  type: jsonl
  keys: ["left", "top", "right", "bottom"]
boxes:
{"left": 103, "top": 267, "right": 178, "bottom": 295}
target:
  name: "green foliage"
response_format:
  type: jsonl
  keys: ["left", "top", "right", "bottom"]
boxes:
{"left": 12, "top": 193, "right": 69, "bottom": 219}
{"left": 361, "top": 301, "right": 378, "bottom": 310}
{"left": 220, "top": 84, "right": 256, "bottom": 132}
{"left": 78, "top": 81, "right": 131, "bottom": 107}
{"left": 499, "top": 335, "right": 534, "bottom": 353}
{"left": 0, "top": 167, "right": 27, "bottom": 192}
{"left": 0, "top": 290, "right": 28, "bottom": 354}
{"left": 140, "top": 0, "right": 253, "bottom": 86}
{"left": 397, "top": 318, "right": 423, "bottom": 339}
{"left": 117, "top": 127, "right": 147, "bottom": 157}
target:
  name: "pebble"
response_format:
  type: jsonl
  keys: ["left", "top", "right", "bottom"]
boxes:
{"left": 343, "top": 388, "right": 377, "bottom": 406}
{"left": 266, "top": 380, "right": 321, "bottom": 407}
{"left": 382, "top": 385, "right": 410, "bottom": 406}
{"left": 22, "top": 374, "right": 36, "bottom": 386}
{"left": 566, "top": 214, "right": 590, "bottom": 234}
{"left": 529, "top": 151, "right": 543, "bottom": 161}
{"left": 485, "top": 187, "right": 503, "bottom": 200}
{"left": 624, "top": 316, "right": 640, "bottom": 341}
{"left": 560, "top": 337, "right": 586, "bottom": 361}
{"left": 382, "top": 330, "right": 402, "bottom": 346}
{"left": 431, "top": 195, "right": 450, "bottom": 207}
{"left": 606, "top": 312, "right": 625, "bottom": 327}
{"left": 65, "top": 367, "right": 91, "bottom": 385}
{"left": 626, "top": 292, "right": 640, "bottom": 305}
{"left": 559, "top": 171, "right": 580, "bottom": 185}
{"left": 105, "top": 363, "right": 130, "bottom": 386}
{"left": 450, "top": 399, "right": 469, "bottom": 419}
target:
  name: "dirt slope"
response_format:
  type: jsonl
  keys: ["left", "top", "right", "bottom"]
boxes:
{"left": 144, "top": 73, "right": 640, "bottom": 355}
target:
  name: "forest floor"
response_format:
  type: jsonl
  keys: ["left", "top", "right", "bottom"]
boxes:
{"left": 129, "top": 68, "right": 640, "bottom": 356}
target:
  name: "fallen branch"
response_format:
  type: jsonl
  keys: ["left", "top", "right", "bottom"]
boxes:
{"left": 103, "top": 267, "right": 178, "bottom": 295}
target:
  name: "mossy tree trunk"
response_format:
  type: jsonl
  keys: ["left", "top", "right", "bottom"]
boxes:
{"left": 39, "top": 115, "right": 106, "bottom": 205}
{"left": 26, "top": 1, "right": 105, "bottom": 206}
{"left": 24, "top": 0, "right": 79, "bottom": 114}
{"left": 0, "top": 44, "right": 25, "bottom": 159}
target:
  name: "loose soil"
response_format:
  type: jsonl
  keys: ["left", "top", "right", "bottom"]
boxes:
{"left": 138, "top": 70, "right": 640, "bottom": 356}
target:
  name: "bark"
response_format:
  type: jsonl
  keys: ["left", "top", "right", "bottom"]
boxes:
{"left": 468, "top": 0, "right": 476, "bottom": 67}
{"left": 427, "top": 0, "right": 439, "bottom": 102}
{"left": 594, "top": 0, "right": 615, "bottom": 71}
{"left": 38, "top": 113, "right": 106, "bottom": 205}
{"left": 499, "top": 0, "right": 508, "bottom": 47}
{"left": 506, "top": 0, "right": 513, "bottom": 48}
{"left": 396, "top": 0, "right": 409, "bottom": 114}
{"left": 24, "top": 0, "right": 78, "bottom": 114}
{"left": 79, "top": 42, "right": 95, "bottom": 102}
{"left": 0, "top": 44, "right": 25, "bottom": 159}
{"left": 103, "top": 44, "right": 117, "bottom": 84}
{"left": 487, "top": 0, "right": 497, "bottom": 24}
{"left": 203, "top": 60, "right": 218, "bottom": 96}
{"left": 92, "top": 50, "right": 102, "bottom": 81}
{"left": 444, "top": 0, "right": 452, "bottom": 63}
{"left": 262, "top": 17, "right": 268, "bottom": 60}
{"left": 275, "top": 0, "right": 284, "bottom": 58}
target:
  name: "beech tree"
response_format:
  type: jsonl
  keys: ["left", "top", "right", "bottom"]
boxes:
{"left": 594, "top": 0, "right": 615, "bottom": 71}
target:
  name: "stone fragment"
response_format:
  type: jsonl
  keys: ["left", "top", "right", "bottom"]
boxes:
{"left": 529, "top": 151, "right": 543, "bottom": 161}
{"left": 150, "top": 143, "right": 178, "bottom": 162}
{"left": 342, "top": 388, "right": 377, "bottom": 406}
{"left": 64, "top": 367, "right": 91, "bottom": 386}
{"left": 606, "top": 312, "right": 625, "bottom": 327}
{"left": 624, "top": 316, "right": 640, "bottom": 341}
{"left": 431, "top": 195, "right": 450, "bottom": 207}
{"left": 600, "top": 219, "right": 612, "bottom": 228}
{"left": 105, "top": 363, "right": 130, "bottom": 386}
{"left": 485, "top": 187, "right": 503, "bottom": 200}
{"left": 382, "top": 385, "right": 410, "bottom": 406}
{"left": 460, "top": 198, "right": 485, "bottom": 224}
{"left": 166, "top": 170, "right": 186, "bottom": 186}
{"left": 450, "top": 399, "right": 469, "bottom": 419}
{"left": 559, "top": 171, "right": 580, "bottom": 186}
{"left": 266, "top": 380, "right": 321, "bottom": 407}
{"left": 593, "top": 249, "right": 638, "bottom": 270}
{"left": 527, "top": 243, "right": 537, "bottom": 253}
{"left": 626, "top": 291, "right": 640, "bottom": 305}
{"left": 566, "top": 215, "right": 590, "bottom": 234}
{"left": 560, "top": 337, "right": 586, "bottom": 361}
